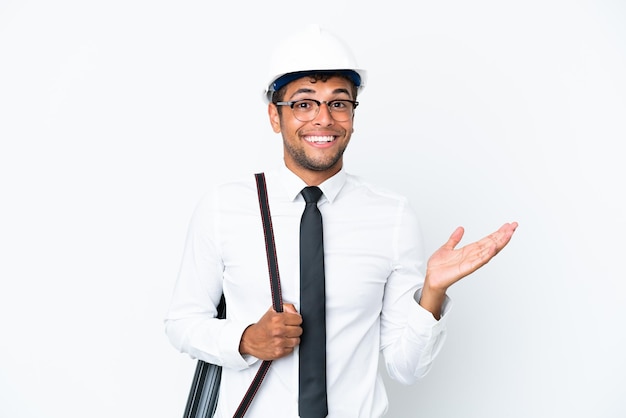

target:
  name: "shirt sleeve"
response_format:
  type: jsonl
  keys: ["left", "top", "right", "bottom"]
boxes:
{"left": 379, "top": 198, "right": 452, "bottom": 385}
{"left": 163, "top": 188, "right": 256, "bottom": 370}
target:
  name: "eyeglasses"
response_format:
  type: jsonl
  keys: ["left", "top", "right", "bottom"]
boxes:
{"left": 274, "top": 99, "right": 359, "bottom": 122}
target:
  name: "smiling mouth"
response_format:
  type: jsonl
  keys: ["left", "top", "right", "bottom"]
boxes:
{"left": 304, "top": 135, "right": 335, "bottom": 144}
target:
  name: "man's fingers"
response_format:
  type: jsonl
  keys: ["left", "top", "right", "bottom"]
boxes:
{"left": 491, "top": 222, "right": 519, "bottom": 250}
{"left": 443, "top": 226, "right": 465, "bottom": 250}
{"left": 279, "top": 303, "right": 303, "bottom": 326}
{"left": 478, "top": 222, "right": 518, "bottom": 259}
{"left": 283, "top": 303, "right": 299, "bottom": 314}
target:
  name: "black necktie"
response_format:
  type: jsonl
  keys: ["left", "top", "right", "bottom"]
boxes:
{"left": 299, "top": 186, "right": 328, "bottom": 418}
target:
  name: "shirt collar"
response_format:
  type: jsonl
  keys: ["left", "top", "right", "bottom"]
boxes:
{"left": 279, "top": 165, "right": 347, "bottom": 204}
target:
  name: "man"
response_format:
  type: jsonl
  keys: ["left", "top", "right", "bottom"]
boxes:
{"left": 165, "top": 25, "right": 517, "bottom": 417}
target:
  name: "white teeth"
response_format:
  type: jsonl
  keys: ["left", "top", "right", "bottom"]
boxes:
{"left": 305, "top": 136, "right": 334, "bottom": 143}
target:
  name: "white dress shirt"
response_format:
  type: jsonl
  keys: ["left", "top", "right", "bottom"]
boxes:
{"left": 165, "top": 166, "right": 451, "bottom": 417}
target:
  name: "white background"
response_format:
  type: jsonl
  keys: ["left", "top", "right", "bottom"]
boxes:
{"left": 1, "top": 1, "right": 625, "bottom": 417}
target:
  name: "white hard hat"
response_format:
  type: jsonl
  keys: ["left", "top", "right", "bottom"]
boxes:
{"left": 263, "top": 24, "right": 367, "bottom": 103}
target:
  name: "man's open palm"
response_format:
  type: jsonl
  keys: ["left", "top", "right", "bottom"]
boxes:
{"left": 426, "top": 222, "right": 519, "bottom": 291}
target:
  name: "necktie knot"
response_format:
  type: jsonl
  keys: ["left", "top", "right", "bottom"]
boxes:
{"left": 301, "top": 186, "right": 322, "bottom": 204}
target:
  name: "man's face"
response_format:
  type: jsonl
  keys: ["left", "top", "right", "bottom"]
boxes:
{"left": 268, "top": 76, "right": 356, "bottom": 185}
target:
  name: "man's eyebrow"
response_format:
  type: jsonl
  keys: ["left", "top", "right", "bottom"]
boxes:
{"left": 290, "top": 88, "right": 316, "bottom": 98}
{"left": 331, "top": 88, "right": 351, "bottom": 96}
{"left": 289, "top": 87, "right": 352, "bottom": 99}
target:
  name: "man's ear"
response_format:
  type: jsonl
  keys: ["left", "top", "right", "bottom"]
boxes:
{"left": 268, "top": 103, "right": 281, "bottom": 133}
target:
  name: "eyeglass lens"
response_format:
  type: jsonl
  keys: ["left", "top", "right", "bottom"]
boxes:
{"left": 291, "top": 100, "right": 355, "bottom": 122}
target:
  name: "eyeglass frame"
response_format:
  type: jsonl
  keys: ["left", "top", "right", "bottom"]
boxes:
{"left": 274, "top": 99, "right": 359, "bottom": 122}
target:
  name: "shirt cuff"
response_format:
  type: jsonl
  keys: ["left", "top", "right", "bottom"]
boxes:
{"left": 412, "top": 287, "right": 452, "bottom": 328}
{"left": 218, "top": 320, "right": 261, "bottom": 370}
